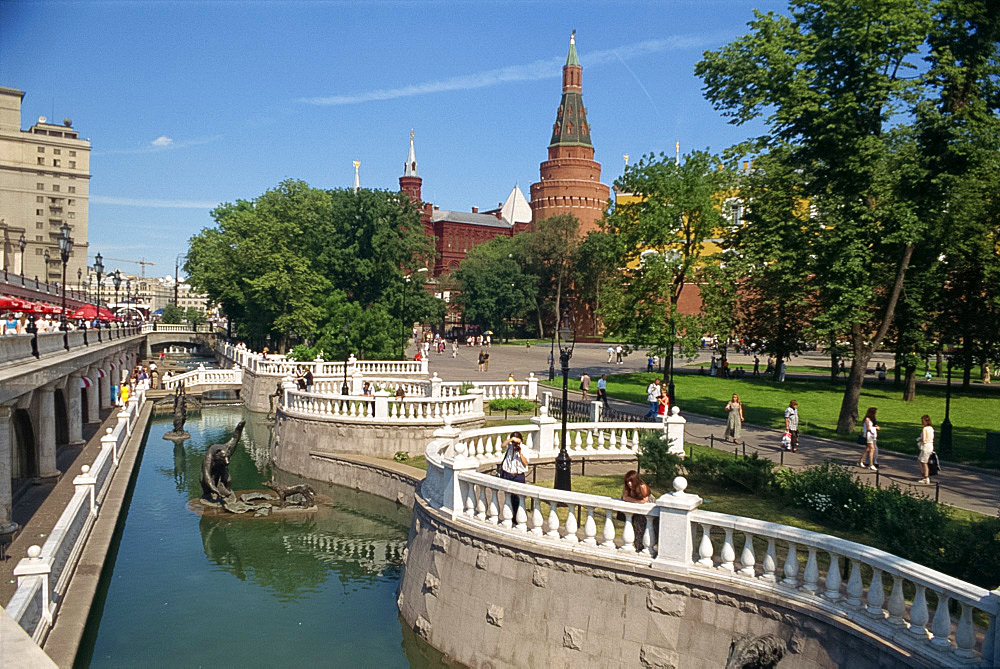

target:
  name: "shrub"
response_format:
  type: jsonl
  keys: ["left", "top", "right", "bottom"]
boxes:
{"left": 777, "top": 463, "right": 869, "bottom": 530}
{"left": 393, "top": 451, "right": 410, "bottom": 463}
{"left": 459, "top": 382, "right": 474, "bottom": 395}
{"left": 686, "top": 452, "right": 776, "bottom": 495}
{"left": 288, "top": 345, "right": 318, "bottom": 361}
{"left": 867, "top": 484, "right": 949, "bottom": 569}
{"left": 637, "top": 433, "right": 684, "bottom": 486}
{"left": 943, "top": 516, "right": 1000, "bottom": 589}
{"left": 488, "top": 398, "right": 535, "bottom": 414}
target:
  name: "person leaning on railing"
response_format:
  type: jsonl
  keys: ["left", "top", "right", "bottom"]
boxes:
{"left": 499, "top": 432, "right": 529, "bottom": 516}
{"left": 621, "top": 470, "right": 653, "bottom": 550}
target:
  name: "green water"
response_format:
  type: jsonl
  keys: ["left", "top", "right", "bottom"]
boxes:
{"left": 76, "top": 408, "right": 444, "bottom": 668}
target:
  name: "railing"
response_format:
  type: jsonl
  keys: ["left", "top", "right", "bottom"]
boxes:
{"left": 440, "top": 375, "right": 539, "bottom": 401}
{"left": 0, "top": 325, "right": 143, "bottom": 367}
{"left": 6, "top": 388, "right": 147, "bottom": 642}
{"left": 140, "top": 322, "right": 216, "bottom": 334}
{"left": 162, "top": 365, "right": 242, "bottom": 390}
{"left": 281, "top": 387, "right": 485, "bottom": 424}
{"left": 214, "top": 341, "right": 429, "bottom": 378}
{"left": 420, "top": 414, "right": 999, "bottom": 668}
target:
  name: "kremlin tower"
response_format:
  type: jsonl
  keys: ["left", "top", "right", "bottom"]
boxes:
{"left": 529, "top": 32, "right": 610, "bottom": 235}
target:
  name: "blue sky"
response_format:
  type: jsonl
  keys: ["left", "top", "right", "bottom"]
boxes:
{"left": 1, "top": 0, "right": 781, "bottom": 280}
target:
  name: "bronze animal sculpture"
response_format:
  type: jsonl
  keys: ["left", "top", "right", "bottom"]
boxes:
{"left": 262, "top": 480, "right": 316, "bottom": 507}
{"left": 200, "top": 420, "right": 246, "bottom": 502}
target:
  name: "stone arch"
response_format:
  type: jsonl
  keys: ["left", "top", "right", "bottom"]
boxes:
{"left": 80, "top": 385, "right": 90, "bottom": 423}
{"left": 54, "top": 388, "right": 69, "bottom": 446}
{"left": 12, "top": 408, "right": 36, "bottom": 480}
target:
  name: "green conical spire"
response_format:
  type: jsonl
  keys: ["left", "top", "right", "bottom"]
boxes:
{"left": 566, "top": 30, "right": 579, "bottom": 66}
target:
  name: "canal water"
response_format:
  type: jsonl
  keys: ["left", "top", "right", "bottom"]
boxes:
{"left": 76, "top": 408, "right": 445, "bottom": 667}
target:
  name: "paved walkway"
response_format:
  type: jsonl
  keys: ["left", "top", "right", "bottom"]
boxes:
{"left": 419, "top": 341, "right": 999, "bottom": 517}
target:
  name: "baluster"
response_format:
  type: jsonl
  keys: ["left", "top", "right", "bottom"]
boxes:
{"left": 501, "top": 490, "right": 513, "bottom": 529}
{"left": 530, "top": 497, "right": 544, "bottom": 536}
{"left": 930, "top": 592, "right": 952, "bottom": 648}
{"left": 546, "top": 502, "right": 560, "bottom": 539}
{"left": 475, "top": 485, "right": 487, "bottom": 520}
{"left": 720, "top": 528, "right": 736, "bottom": 571}
{"left": 738, "top": 533, "right": 756, "bottom": 577}
{"left": 981, "top": 614, "right": 996, "bottom": 664}
{"left": 887, "top": 575, "right": 905, "bottom": 625}
{"left": 761, "top": 538, "right": 777, "bottom": 582}
{"left": 597, "top": 431, "right": 606, "bottom": 450}
{"left": 463, "top": 481, "right": 475, "bottom": 516}
{"left": 620, "top": 513, "right": 636, "bottom": 553}
{"left": 514, "top": 502, "right": 527, "bottom": 532}
{"left": 866, "top": 568, "right": 886, "bottom": 617}
{"left": 954, "top": 602, "right": 976, "bottom": 658}
{"left": 609, "top": 430, "right": 617, "bottom": 450}
{"left": 697, "top": 524, "right": 714, "bottom": 567}
{"left": 585, "top": 431, "right": 594, "bottom": 451}
{"left": 600, "top": 510, "right": 616, "bottom": 549}
{"left": 782, "top": 543, "right": 799, "bottom": 587}
{"left": 823, "top": 553, "right": 842, "bottom": 601}
{"left": 845, "top": 559, "right": 864, "bottom": 607}
{"left": 908, "top": 584, "right": 930, "bottom": 638}
{"left": 573, "top": 431, "right": 583, "bottom": 451}
{"left": 563, "top": 506, "right": 579, "bottom": 543}
{"left": 802, "top": 547, "right": 819, "bottom": 593}
{"left": 582, "top": 506, "right": 597, "bottom": 545}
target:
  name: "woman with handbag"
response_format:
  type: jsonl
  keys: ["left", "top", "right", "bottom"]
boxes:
{"left": 499, "top": 432, "right": 529, "bottom": 516}
{"left": 916, "top": 415, "right": 934, "bottom": 484}
{"left": 859, "top": 407, "right": 879, "bottom": 471}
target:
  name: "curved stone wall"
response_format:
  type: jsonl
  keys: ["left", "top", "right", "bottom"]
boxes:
{"left": 399, "top": 496, "right": 924, "bottom": 669}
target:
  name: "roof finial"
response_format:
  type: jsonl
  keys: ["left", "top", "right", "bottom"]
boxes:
{"left": 352, "top": 160, "right": 361, "bottom": 192}
{"left": 404, "top": 129, "right": 418, "bottom": 177}
{"left": 571, "top": 29, "right": 576, "bottom": 45}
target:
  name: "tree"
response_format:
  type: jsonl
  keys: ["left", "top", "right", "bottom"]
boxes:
{"left": 454, "top": 236, "right": 537, "bottom": 334}
{"left": 186, "top": 180, "right": 441, "bottom": 357}
{"left": 697, "top": 0, "right": 934, "bottom": 433}
{"left": 161, "top": 303, "right": 184, "bottom": 324}
{"left": 600, "top": 150, "right": 733, "bottom": 372}
{"left": 573, "top": 229, "right": 622, "bottom": 336}
{"left": 184, "top": 307, "right": 206, "bottom": 326}
{"left": 517, "top": 214, "right": 580, "bottom": 337}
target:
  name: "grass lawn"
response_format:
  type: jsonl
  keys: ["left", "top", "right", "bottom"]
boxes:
{"left": 543, "top": 372, "right": 1000, "bottom": 467}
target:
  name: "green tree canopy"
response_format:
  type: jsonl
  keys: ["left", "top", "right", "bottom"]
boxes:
{"left": 453, "top": 236, "right": 537, "bottom": 335}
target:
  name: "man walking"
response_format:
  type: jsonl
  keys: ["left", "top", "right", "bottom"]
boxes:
{"left": 644, "top": 379, "right": 661, "bottom": 418}
{"left": 580, "top": 371, "right": 591, "bottom": 400}
{"left": 615, "top": 344, "right": 623, "bottom": 364}
{"left": 597, "top": 374, "right": 609, "bottom": 409}
{"left": 784, "top": 400, "right": 799, "bottom": 453}
{"left": 607, "top": 346, "right": 615, "bottom": 363}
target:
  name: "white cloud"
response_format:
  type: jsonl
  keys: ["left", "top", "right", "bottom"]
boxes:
{"left": 151, "top": 135, "right": 173, "bottom": 147}
{"left": 91, "top": 195, "right": 217, "bottom": 209}
{"left": 94, "top": 135, "right": 223, "bottom": 156}
{"left": 300, "top": 34, "right": 723, "bottom": 106}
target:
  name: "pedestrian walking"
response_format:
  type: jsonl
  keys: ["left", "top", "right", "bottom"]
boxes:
{"left": 859, "top": 407, "right": 879, "bottom": 471}
{"left": 615, "top": 344, "right": 623, "bottom": 364}
{"left": 596, "top": 374, "right": 609, "bottom": 409}
{"left": 451, "top": 340, "right": 458, "bottom": 358}
{"left": 483, "top": 351, "right": 489, "bottom": 372}
{"left": 724, "top": 394, "right": 744, "bottom": 442}
{"left": 580, "top": 372, "right": 591, "bottom": 400}
{"left": 753, "top": 356, "right": 760, "bottom": 377}
{"left": 916, "top": 415, "right": 934, "bottom": 484}
{"left": 477, "top": 350, "right": 485, "bottom": 372}
{"left": 778, "top": 360, "right": 787, "bottom": 382}
{"left": 784, "top": 400, "right": 799, "bottom": 452}
{"left": 646, "top": 355, "right": 654, "bottom": 372}
{"left": 644, "top": 379, "right": 661, "bottom": 419}
{"left": 607, "top": 346, "right": 615, "bottom": 363}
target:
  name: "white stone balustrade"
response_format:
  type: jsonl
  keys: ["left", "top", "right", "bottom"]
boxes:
{"left": 163, "top": 365, "right": 242, "bottom": 390}
{"left": 439, "top": 374, "right": 539, "bottom": 401}
{"left": 419, "top": 414, "right": 999, "bottom": 667}
{"left": 6, "top": 390, "right": 146, "bottom": 641}
{"left": 281, "top": 387, "right": 485, "bottom": 424}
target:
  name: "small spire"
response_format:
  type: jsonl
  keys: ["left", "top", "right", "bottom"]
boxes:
{"left": 675, "top": 141, "right": 680, "bottom": 166}
{"left": 404, "top": 129, "right": 417, "bottom": 177}
{"left": 566, "top": 30, "right": 580, "bottom": 67}
{"left": 352, "top": 160, "right": 361, "bottom": 192}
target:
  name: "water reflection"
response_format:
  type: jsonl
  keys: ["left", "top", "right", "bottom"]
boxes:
{"left": 78, "top": 407, "right": 446, "bottom": 668}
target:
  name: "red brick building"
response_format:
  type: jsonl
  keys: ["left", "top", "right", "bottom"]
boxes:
{"left": 529, "top": 32, "right": 610, "bottom": 234}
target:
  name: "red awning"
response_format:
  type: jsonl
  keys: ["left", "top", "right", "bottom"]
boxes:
{"left": 0, "top": 295, "right": 33, "bottom": 311}
{"left": 68, "top": 304, "right": 117, "bottom": 321}
{"left": 79, "top": 377, "right": 93, "bottom": 388}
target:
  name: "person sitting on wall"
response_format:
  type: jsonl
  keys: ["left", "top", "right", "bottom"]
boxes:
{"left": 621, "top": 470, "right": 653, "bottom": 550}
{"left": 499, "top": 432, "right": 529, "bottom": 516}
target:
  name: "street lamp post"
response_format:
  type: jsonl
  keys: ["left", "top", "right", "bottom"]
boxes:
{"left": 76, "top": 267, "right": 82, "bottom": 301}
{"left": 43, "top": 247, "right": 50, "bottom": 286}
{"left": 399, "top": 267, "right": 427, "bottom": 358}
{"left": 94, "top": 253, "right": 104, "bottom": 341}
{"left": 18, "top": 232, "right": 26, "bottom": 285}
{"left": 112, "top": 269, "right": 121, "bottom": 320}
{"left": 342, "top": 316, "right": 351, "bottom": 396}
{"left": 57, "top": 225, "right": 73, "bottom": 347}
{"left": 940, "top": 358, "right": 953, "bottom": 456}
{"left": 126, "top": 278, "right": 132, "bottom": 325}
{"left": 555, "top": 304, "right": 576, "bottom": 491}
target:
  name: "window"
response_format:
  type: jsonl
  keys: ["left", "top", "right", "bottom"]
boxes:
{"left": 35, "top": 247, "right": 43, "bottom": 255}
{"left": 52, "top": 159, "right": 60, "bottom": 167}
{"left": 67, "top": 212, "right": 75, "bottom": 219}
{"left": 68, "top": 199, "right": 75, "bottom": 205}
{"left": 37, "top": 183, "right": 45, "bottom": 190}
{"left": 36, "top": 196, "right": 44, "bottom": 203}
{"left": 37, "top": 157, "right": 45, "bottom": 165}
{"left": 36, "top": 222, "right": 44, "bottom": 229}
{"left": 36, "top": 209, "right": 43, "bottom": 215}
{"left": 69, "top": 150, "right": 76, "bottom": 157}
{"left": 69, "top": 161, "right": 76, "bottom": 168}
{"left": 53, "top": 149, "right": 61, "bottom": 155}
{"left": 38, "top": 146, "right": 45, "bottom": 153}
{"left": 52, "top": 185, "right": 59, "bottom": 192}
{"left": 68, "top": 186, "right": 76, "bottom": 193}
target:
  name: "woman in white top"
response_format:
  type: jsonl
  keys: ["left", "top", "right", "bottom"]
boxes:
{"left": 499, "top": 431, "right": 529, "bottom": 516}
{"left": 859, "top": 407, "right": 879, "bottom": 471}
{"left": 917, "top": 414, "right": 934, "bottom": 484}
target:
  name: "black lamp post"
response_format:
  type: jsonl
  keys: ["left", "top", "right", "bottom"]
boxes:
{"left": 58, "top": 224, "right": 73, "bottom": 340}
{"left": 18, "top": 232, "right": 27, "bottom": 285}
{"left": 399, "top": 268, "right": 427, "bottom": 358}
{"left": 125, "top": 278, "right": 132, "bottom": 324}
{"left": 555, "top": 304, "right": 576, "bottom": 491}
{"left": 76, "top": 267, "right": 82, "bottom": 300}
{"left": 940, "top": 358, "right": 953, "bottom": 456}
{"left": 342, "top": 315, "right": 351, "bottom": 396}
{"left": 94, "top": 253, "right": 104, "bottom": 339}
{"left": 43, "top": 247, "right": 50, "bottom": 286}
{"left": 112, "top": 269, "right": 121, "bottom": 319}
{"left": 549, "top": 331, "right": 556, "bottom": 381}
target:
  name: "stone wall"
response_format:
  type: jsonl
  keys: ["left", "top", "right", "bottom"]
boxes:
{"left": 398, "top": 497, "right": 924, "bottom": 669}
{"left": 240, "top": 368, "right": 281, "bottom": 414}
{"left": 286, "top": 452, "right": 421, "bottom": 509}
{"left": 271, "top": 410, "right": 484, "bottom": 465}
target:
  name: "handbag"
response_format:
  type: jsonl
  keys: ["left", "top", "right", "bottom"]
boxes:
{"left": 928, "top": 452, "right": 941, "bottom": 477}
{"left": 856, "top": 434, "right": 866, "bottom": 446}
